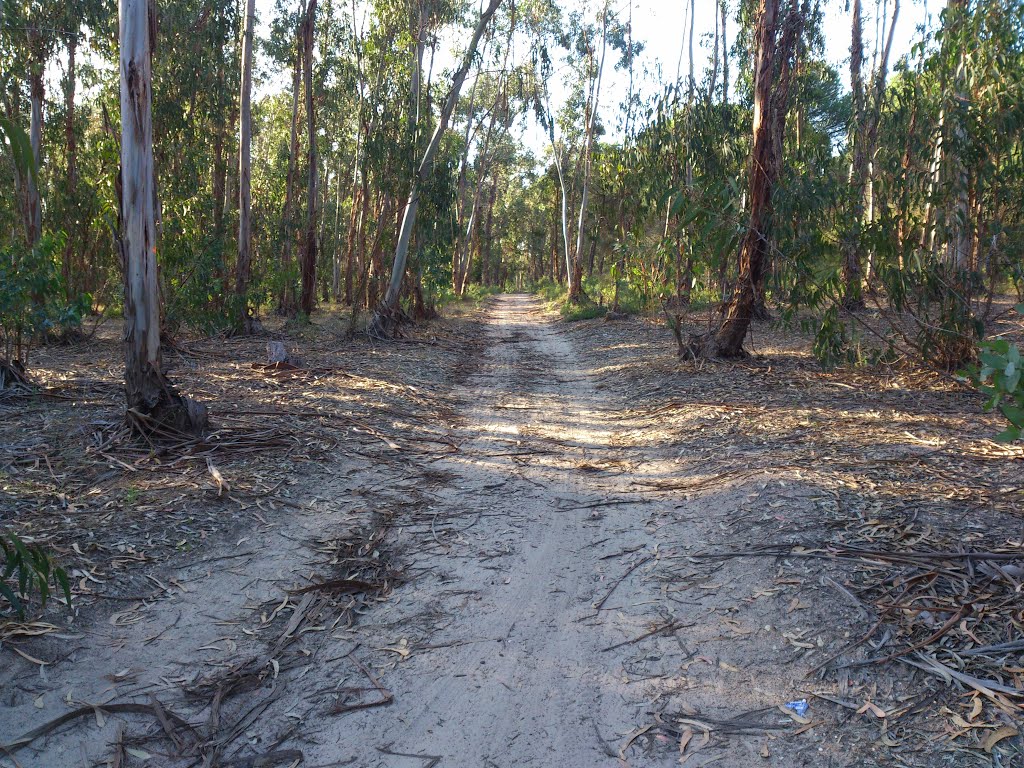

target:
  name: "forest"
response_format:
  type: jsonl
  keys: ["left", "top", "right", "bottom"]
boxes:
{"left": 1, "top": 0, "right": 1023, "bottom": 765}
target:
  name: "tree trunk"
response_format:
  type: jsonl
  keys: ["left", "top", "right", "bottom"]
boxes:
{"left": 279, "top": 26, "right": 302, "bottom": 314}
{"left": 299, "top": 0, "right": 319, "bottom": 316}
{"left": 63, "top": 33, "right": 79, "bottom": 300}
{"left": 840, "top": 0, "right": 866, "bottom": 310}
{"left": 538, "top": 82, "right": 574, "bottom": 294}
{"left": 235, "top": 0, "right": 256, "bottom": 331}
{"left": 224, "top": 97, "right": 238, "bottom": 224}
{"left": 456, "top": 104, "right": 502, "bottom": 295}
{"left": 119, "top": 0, "right": 205, "bottom": 433}
{"left": 550, "top": 138, "right": 572, "bottom": 292}
{"left": 346, "top": 180, "right": 365, "bottom": 305}
{"left": 709, "top": 0, "right": 720, "bottom": 101}
{"left": 371, "top": 0, "right": 503, "bottom": 335}
{"left": 331, "top": 157, "right": 343, "bottom": 301}
{"left": 691, "top": 0, "right": 801, "bottom": 358}
{"left": 452, "top": 52, "right": 484, "bottom": 294}
{"left": 549, "top": 202, "right": 557, "bottom": 282}
{"left": 483, "top": 175, "right": 497, "bottom": 285}
{"left": 863, "top": 0, "right": 899, "bottom": 287}
{"left": 571, "top": 4, "right": 609, "bottom": 304}
{"left": 721, "top": 1, "right": 729, "bottom": 104}
{"left": 26, "top": 38, "right": 44, "bottom": 246}
{"left": 209, "top": 1, "right": 229, "bottom": 266}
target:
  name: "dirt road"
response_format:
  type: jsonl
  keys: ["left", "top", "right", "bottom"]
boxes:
{"left": 4, "top": 294, "right": 920, "bottom": 767}
{"left": 308, "top": 293, "right": 675, "bottom": 766}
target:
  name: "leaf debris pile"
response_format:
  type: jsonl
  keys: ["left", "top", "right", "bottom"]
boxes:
{"left": 566, "top": 309, "right": 1023, "bottom": 763}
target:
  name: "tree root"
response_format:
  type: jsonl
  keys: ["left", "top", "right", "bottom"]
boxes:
{"left": 228, "top": 315, "right": 264, "bottom": 338}
{"left": 566, "top": 287, "right": 591, "bottom": 306}
{"left": 679, "top": 331, "right": 751, "bottom": 361}
{"left": 0, "top": 359, "right": 33, "bottom": 392}
{"left": 367, "top": 305, "right": 412, "bottom": 340}
{"left": 127, "top": 391, "right": 208, "bottom": 438}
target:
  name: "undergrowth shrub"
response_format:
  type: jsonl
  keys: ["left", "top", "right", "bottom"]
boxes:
{"left": 965, "top": 303, "right": 1024, "bottom": 442}
{"left": 0, "top": 532, "right": 71, "bottom": 620}
{"left": 1, "top": 233, "right": 91, "bottom": 367}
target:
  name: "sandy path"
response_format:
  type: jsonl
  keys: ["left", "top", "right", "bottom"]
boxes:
{"left": 5, "top": 294, "right": 763, "bottom": 767}
{"left": 310, "top": 294, "right": 670, "bottom": 766}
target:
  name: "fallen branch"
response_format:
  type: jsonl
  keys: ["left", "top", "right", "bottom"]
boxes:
{"left": 1, "top": 701, "right": 190, "bottom": 753}
{"left": 594, "top": 556, "right": 652, "bottom": 610}
{"left": 601, "top": 619, "right": 694, "bottom": 653}
{"left": 220, "top": 749, "right": 304, "bottom": 767}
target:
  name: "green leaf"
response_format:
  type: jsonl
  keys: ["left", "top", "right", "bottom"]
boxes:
{"left": 979, "top": 352, "right": 1004, "bottom": 369}
{"left": 55, "top": 568, "right": 71, "bottom": 604}
{"left": 993, "top": 426, "right": 1021, "bottom": 443}
{"left": 984, "top": 339, "right": 1011, "bottom": 355}
{"left": 0, "top": 582, "right": 24, "bottom": 619}
{"left": 0, "top": 118, "right": 37, "bottom": 180}
{"left": 1000, "top": 404, "right": 1024, "bottom": 429}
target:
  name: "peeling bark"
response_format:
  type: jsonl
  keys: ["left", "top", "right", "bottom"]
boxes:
{"left": 689, "top": 0, "right": 803, "bottom": 359}
{"left": 119, "top": 0, "right": 205, "bottom": 434}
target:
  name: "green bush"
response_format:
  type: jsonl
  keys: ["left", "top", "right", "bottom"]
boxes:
{"left": 965, "top": 304, "right": 1024, "bottom": 442}
{"left": 1, "top": 234, "right": 91, "bottom": 365}
{"left": 561, "top": 302, "right": 607, "bottom": 321}
{"left": 532, "top": 277, "right": 567, "bottom": 304}
{"left": 1, "top": 532, "right": 71, "bottom": 619}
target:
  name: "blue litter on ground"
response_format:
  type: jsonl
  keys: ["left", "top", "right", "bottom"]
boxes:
{"left": 785, "top": 699, "right": 809, "bottom": 717}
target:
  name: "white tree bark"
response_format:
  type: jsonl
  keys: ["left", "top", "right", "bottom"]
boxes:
{"left": 119, "top": 0, "right": 205, "bottom": 430}
{"left": 542, "top": 86, "right": 574, "bottom": 293}
{"left": 571, "top": 5, "right": 609, "bottom": 298}
{"left": 119, "top": 0, "right": 165, "bottom": 415}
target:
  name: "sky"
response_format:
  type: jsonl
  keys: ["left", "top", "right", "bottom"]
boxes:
{"left": 43, "top": 0, "right": 933, "bottom": 151}
{"left": 623, "top": 0, "right": 930, "bottom": 97}
{"left": 559, "top": 0, "right": 931, "bottom": 139}
{"left": 253, "top": 0, "right": 935, "bottom": 154}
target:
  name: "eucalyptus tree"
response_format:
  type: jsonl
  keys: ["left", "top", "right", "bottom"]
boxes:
{"left": 569, "top": 1, "right": 610, "bottom": 302}
{"left": 370, "top": 0, "right": 504, "bottom": 336}
{"left": 868, "top": 0, "right": 1024, "bottom": 367}
{"left": 537, "top": 69, "right": 574, "bottom": 295}
{"left": 688, "top": 0, "right": 806, "bottom": 358}
{"left": 533, "top": 1, "right": 634, "bottom": 304}
{"left": 267, "top": 0, "right": 307, "bottom": 314}
{"left": 452, "top": 60, "right": 522, "bottom": 296}
{"left": 451, "top": 45, "right": 489, "bottom": 296}
{"left": 450, "top": 9, "right": 525, "bottom": 297}
{"left": 298, "top": 0, "right": 319, "bottom": 316}
{"left": 235, "top": 0, "right": 257, "bottom": 331}
{"left": 25, "top": 22, "right": 46, "bottom": 246}
{"left": 1, "top": 0, "right": 63, "bottom": 245}
{"left": 118, "top": 0, "right": 205, "bottom": 432}
{"left": 54, "top": 0, "right": 107, "bottom": 298}
{"left": 840, "top": 0, "right": 899, "bottom": 309}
